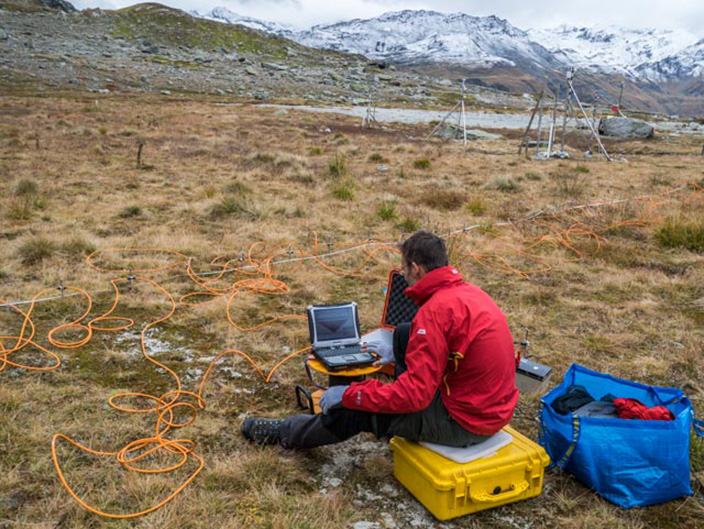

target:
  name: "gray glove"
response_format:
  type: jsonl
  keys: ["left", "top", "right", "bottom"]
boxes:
{"left": 319, "top": 385, "right": 348, "bottom": 414}
{"left": 365, "top": 339, "right": 394, "bottom": 366}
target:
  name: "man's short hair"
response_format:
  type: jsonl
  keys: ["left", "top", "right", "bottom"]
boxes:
{"left": 400, "top": 230, "right": 449, "bottom": 272}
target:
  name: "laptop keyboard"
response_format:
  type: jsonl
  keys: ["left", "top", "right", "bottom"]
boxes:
{"left": 316, "top": 344, "right": 362, "bottom": 358}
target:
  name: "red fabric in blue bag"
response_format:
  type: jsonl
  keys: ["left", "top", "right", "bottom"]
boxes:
{"left": 613, "top": 398, "right": 674, "bottom": 421}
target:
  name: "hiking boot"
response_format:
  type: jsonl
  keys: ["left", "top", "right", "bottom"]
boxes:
{"left": 241, "top": 417, "right": 285, "bottom": 445}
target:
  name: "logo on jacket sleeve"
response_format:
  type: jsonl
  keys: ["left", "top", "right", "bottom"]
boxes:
{"left": 417, "top": 328, "right": 426, "bottom": 335}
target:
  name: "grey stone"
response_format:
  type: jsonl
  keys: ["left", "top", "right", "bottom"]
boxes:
{"left": 215, "top": 88, "right": 225, "bottom": 95}
{"left": 245, "top": 66, "right": 258, "bottom": 76}
{"left": 0, "top": 29, "right": 8, "bottom": 41}
{"left": 261, "top": 62, "right": 288, "bottom": 71}
{"left": 160, "top": 90, "right": 171, "bottom": 95}
{"left": 466, "top": 129, "right": 503, "bottom": 140}
{"left": 328, "top": 71, "right": 343, "bottom": 82}
{"left": 598, "top": 117, "right": 654, "bottom": 138}
{"left": 435, "top": 125, "right": 503, "bottom": 141}
{"left": 274, "top": 109, "right": 289, "bottom": 116}
{"left": 377, "top": 165, "right": 388, "bottom": 172}
{"left": 377, "top": 74, "right": 393, "bottom": 82}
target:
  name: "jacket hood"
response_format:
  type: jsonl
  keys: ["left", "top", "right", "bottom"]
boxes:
{"left": 405, "top": 265, "right": 464, "bottom": 305}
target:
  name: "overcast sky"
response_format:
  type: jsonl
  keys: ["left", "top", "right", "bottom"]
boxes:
{"left": 73, "top": 0, "right": 704, "bottom": 35}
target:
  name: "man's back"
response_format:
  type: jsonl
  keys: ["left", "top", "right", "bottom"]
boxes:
{"left": 421, "top": 278, "right": 519, "bottom": 435}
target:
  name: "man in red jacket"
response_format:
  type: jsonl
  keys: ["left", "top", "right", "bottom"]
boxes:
{"left": 242, "top": 230, "right": 519, "bottom": 448}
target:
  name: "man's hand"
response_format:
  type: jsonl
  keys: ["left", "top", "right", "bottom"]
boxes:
{"left": 319, "top": 385, "right": 348, "bottom": 414}
{"left": 364, "top": 340, "right": 394, "bottom": 367}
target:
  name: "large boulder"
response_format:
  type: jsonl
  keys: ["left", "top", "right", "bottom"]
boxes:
{"left": 599, "top": 117, "right": 654, "bottom": 138}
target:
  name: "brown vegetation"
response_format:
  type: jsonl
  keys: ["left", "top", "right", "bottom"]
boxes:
{"left": 0, "top": 92, "right": 703, "bottom": 528}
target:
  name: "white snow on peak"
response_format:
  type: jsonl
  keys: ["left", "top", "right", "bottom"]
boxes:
{"left": 194, "top": 7, "right": 294, "bottom": 34}
{"left": 293, "top": 10, "right": 556, "bottom": 69}
{"left": 528, "top": 25, "right": 698, "bottom": 78}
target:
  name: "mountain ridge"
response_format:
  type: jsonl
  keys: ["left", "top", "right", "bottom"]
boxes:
{"left": 191, "top": 7, "right": 703, "bottom": 84}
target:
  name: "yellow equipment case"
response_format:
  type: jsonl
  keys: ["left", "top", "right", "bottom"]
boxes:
{"left": 390, "top": 425, "right": 550, "bottom": 521}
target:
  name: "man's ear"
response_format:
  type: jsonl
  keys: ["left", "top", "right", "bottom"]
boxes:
{"left": 411, "top": 262, "right": 425, "bottom": 278}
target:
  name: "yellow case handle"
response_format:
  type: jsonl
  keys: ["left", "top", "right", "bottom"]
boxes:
{"left": 470, "top": 480, "right": 529, "bottom": 503}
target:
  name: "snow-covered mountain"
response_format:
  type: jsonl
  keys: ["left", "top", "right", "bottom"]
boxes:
{"left": 293, "top": 10, "right": 559, "bottom": 70}
{"left": 637, "top": 39, "right": 704, "bottom": 81}
{"left": 192, "top": 7, "right": 704, "bottom": 83}
{"left": 193, "top": 7, "right": 294, "bottom": 34}
{"left": 528, "top": 25, "right": 698, "bottom": 78}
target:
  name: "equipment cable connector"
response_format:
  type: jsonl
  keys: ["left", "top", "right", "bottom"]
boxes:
{"left": 57, "top": 284, "right": 67, "bottom": 297}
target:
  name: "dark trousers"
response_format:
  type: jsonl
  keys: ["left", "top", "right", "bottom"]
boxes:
{"left": 281, "top": 323, "right": 490, "bottom": 449}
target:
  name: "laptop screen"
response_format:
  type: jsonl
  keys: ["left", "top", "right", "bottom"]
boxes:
{"left": 313, "top": 305, "right": 358, "bottom": 342}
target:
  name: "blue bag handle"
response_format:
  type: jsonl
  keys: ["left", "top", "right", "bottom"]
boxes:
{"left": 646, "top": 385, "right": 682, "bottom": 407}
{"left": 538, "top": 401, "right": 581, "bottom": 472}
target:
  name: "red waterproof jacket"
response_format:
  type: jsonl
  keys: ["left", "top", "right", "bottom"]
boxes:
{"left": 342, "top": 266, "right": 519, "bottom": 435}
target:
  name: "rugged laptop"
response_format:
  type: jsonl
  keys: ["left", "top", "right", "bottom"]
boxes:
{"left": 307, "top": 302, "right": 376, "bottom": 371}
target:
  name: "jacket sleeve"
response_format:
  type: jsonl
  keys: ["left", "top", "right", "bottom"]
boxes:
{"left": 342, "top": 307, "right": 449, "bottom": 414}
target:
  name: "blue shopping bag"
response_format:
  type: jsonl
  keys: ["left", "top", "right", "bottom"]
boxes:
{"left": 539, "top": 363, "right": 696, "bottom": 508}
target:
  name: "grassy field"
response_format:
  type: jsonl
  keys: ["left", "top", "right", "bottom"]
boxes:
{"left": 1, "top": 91, "right": 703, "bottom": 529}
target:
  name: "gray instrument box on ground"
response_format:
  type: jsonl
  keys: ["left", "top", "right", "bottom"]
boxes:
{"left": 515, "top": 358, "right": 552, "bottom": 394}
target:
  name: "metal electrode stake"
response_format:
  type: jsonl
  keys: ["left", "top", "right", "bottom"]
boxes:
{"left": 127, "top": 266, "right": 135, "bottom": 291}
{"left": 461, "top": 79, "right": 468, "bottom": 147}
{"left": 327, "top": 236, "right": 333, "bottom": 252}
{"left": 58, "top": 285, "right": 66, "bottom": 298}
{"left": 521, "top": 328, "right": 531, "bottom": 355}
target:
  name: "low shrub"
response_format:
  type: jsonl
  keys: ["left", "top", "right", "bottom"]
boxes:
{"left": 420, "top": 189, "right": 466, "bottom": 211}
{"left": 483, "top": 176, "right": 520, "bottom": 193}
{"left": 329, "top": 154, "right": 347, "bottom": 178}
{"left": 376, "top": 202, "right": 398, "bottom": 221}
{"left": 119, "top": 205, "right": 142, "bottom": 218}
{"left": 398, "top": 217, "right": 421, "bottom": 232}
{"left": 413, "top": 158, "right": 431, "bottom": 170}
{"left": 654, "top": 217, "right": 704, "bottom": 252}
{"left": 465, "top": 197, "right": 487, "bottom": 216}
{"left": 332, "top": 184, "right": 354, "bottom": 201}
{"left": 209, "top": 196, "right": 250, "bottom": 219}
{"left": 60, "top": 237, "right": 97, "bottom": 260}
{"left": 18, "top": 237, "right": 56, "bottom": 265}
{"left": 14, "top": 179, "right": 38, "bottom": 196}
